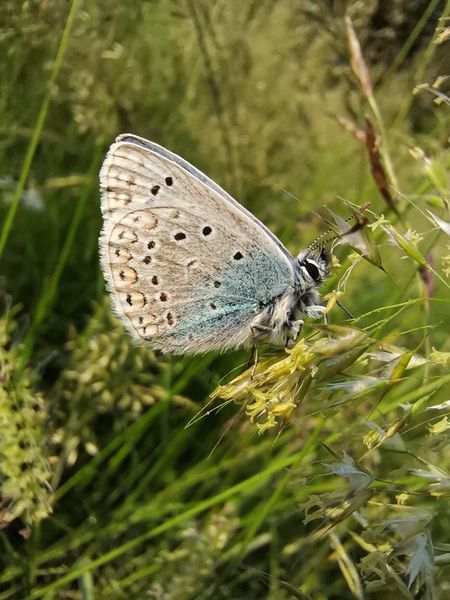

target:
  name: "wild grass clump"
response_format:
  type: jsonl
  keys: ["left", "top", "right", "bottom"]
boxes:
{"left": 147, "top": 506, "right": 239, "bottom": 599}
{"left": 213, "top": 324, "right": 371, "bottom": 433}
{"left": 47, "top": 302, "right": 196, "bottom": 485}
{"left": 209, "top": 15, "right": 450, "bottom": 594}
{"left": 0, "top": 1, "right": 449, "bottom": 598}
{"left": 0, "top": 309, "right": 52, "bottom": 529}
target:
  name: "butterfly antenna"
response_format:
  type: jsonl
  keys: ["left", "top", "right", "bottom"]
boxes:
{"left": 305, "top": 202, "right": 370, "bottom": 254}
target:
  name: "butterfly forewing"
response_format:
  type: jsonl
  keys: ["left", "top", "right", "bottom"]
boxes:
{"left": 100, "top": 135, "right": 295, "bottom": 354}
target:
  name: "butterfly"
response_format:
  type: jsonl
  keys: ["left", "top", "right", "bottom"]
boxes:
{"left": 99, "top": 134, "right": 331, "bottom": 354}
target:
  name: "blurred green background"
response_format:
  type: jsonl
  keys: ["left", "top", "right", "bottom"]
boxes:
{"left": 1, "top": 1, "right": 450, "bottom": 598}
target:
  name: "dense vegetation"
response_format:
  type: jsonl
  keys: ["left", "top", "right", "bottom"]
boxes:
{"left": 1, "top": 1, "right": 449, "bottom": 598}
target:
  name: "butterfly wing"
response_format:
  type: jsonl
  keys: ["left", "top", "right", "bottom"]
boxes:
{"left": 100, "top": 134, "right": 295, "bottom": 354}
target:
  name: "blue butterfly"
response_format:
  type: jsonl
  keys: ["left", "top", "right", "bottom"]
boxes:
{"left": 99, "top": 134, "right": 330, "bottom": 354}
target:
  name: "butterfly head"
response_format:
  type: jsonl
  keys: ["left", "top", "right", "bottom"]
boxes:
{"left": 296, "top": 245, "right": 331, "bottom": 288}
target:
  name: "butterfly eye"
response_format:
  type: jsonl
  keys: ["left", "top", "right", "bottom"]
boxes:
{"left": 303, "top": 260, "right": 320, "bottom": 281}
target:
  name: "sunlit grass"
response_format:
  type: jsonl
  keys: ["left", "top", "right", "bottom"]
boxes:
{"left": 0, "top": 1, "right": 449, "bottom": 598}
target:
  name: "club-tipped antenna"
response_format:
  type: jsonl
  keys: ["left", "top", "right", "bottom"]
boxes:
{"left": 304, "top": 202, "right": 369, "bottom": 255}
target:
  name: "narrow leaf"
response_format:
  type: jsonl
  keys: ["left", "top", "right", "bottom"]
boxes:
{"left": 426, "top": 210, "right": 450, "bottom": 236}
{"left": 382, "top": 224, "right": 428, "bottom": 267}
{"left": 345, "top": 17, "right": 372, "bottom": 97}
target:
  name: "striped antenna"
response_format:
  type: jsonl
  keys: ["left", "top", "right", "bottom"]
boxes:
{"left": 304, "top": 202, "right": 369, "bottom": 255}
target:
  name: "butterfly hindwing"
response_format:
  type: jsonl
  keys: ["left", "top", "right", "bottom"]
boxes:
{"left": 100, "top": 135, "right": 295, "bottom": 354}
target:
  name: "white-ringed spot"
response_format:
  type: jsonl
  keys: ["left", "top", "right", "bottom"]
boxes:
{"left": 117, "top": 266, "right": 138, "bottom": 285}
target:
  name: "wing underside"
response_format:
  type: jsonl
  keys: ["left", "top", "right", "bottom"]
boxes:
{"left": 100, "top": 135, "right": 294, "bottom": 353}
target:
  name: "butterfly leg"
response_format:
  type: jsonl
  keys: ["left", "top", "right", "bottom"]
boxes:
{"left": 246, "top": 345, "right": 260, "bottom": 378}
{"left": 285, "top": 319, "right": 303, "bottom": 349}
{"left": 248, "top": 324, "right": 271, "bottom": 378}
{"left": 291, "top": 319, "right": 304, "bottom": 340}
{"left": 246, "top": 344, "right": 256, "bottom": 368}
